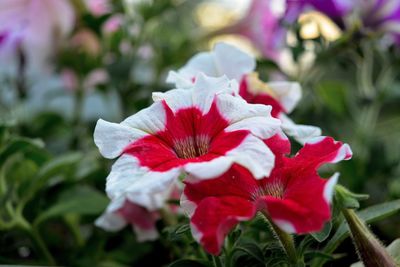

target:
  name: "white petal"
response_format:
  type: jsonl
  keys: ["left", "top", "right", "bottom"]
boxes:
{"left": 225, "top": 116, "right": 281, "bottom": 140}
{"left": 180, "top": 192, "right": 197, "bottom": 218}
{"left": 184, "top": 157, "right": 234, "bottom": 180}
{"left": 280, "top": 114, "right": 322, "bottom": 144}
{"left": 126, "top": 169, "right": 179, "bottom": 211}
{"left": 217, "top": 93, "right": 281, "bottom": 139}
{"left": 105, "top": 155, "right": 180, "bottom": 211}
{"left": 273, "top": 219, "right": 296, "bottom": 233}
{"left": 267, "top": 81, "right": 302, "bottom": 113}
{"left": 154, "top": 74, "right": 238, "bottom": 114}
{"left": 167, "top": 42, "right": 254, "bottom": 86}
{"left": 121, "top": 100, "right": 167, "bottom": 134}
{"left": 323, "top": 173, "right": 339, "bottom": 203}
{"left": 178, "top": 52, "right": 219, "bottom": 78}
{"left": 95, "top": 211, "right": 127, "bottom": 232}
{"left": 213, "top": 42, "right": 256, "bottom": 81}
{"left": 94, "top": 119, "right": 148, "bottom": 159}
{"left": 226, "top": 135, "right": 275, "bottom": 179}
{"left": 133, "top": 225, "right": 159, "bottom": 242}
{"left": 152, "top": 88, "right": 194, "bottom": 112}
{"left": 166, "top": 71, "right": 194, "bottom": 89}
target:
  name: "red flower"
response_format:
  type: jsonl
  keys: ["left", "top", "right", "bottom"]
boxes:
{"left": 182, "top": 134, "right": 352, "bottom": 255}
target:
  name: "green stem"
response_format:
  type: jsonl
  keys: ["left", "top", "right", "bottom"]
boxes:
{"left": 29, "top": 227, "right": 56, "bottom": 266}
{"left": 18, "top": 220, "right": 56, "bottom": 265}
{"left": 269, "top": 221, "right": 298, "bottom": 264}
{"left": 212, "top": 255, "right": 223, "bottom": 267}
{"left": 71, "top": 87, "right": 85, "bottom": 149}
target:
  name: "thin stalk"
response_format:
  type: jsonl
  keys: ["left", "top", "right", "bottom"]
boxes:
{"left": 28, "top": 227, "right": 56, "bottom": 266}
{"left": 212, "top": 255, "right": 223, "bottom": 267}
{"left": 261, "top": 212, "right": 299, "bottom": 264}
{"left": 269, "top": 221, "right": 298, "bottom": 264}
{"left": 71, "top": 87, "right": 85, "bottom": 149}
{"left": 18, "top": 219, "right": 56, "bottom": 265}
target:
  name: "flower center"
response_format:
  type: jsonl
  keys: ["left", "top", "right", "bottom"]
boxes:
{"left": 173, "top": 135, "right": 210, "bottom": 159}
{"left": 253, "top": 181, "right": 285, "bottom": 200}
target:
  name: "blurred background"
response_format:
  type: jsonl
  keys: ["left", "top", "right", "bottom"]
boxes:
{"left": 0, "top": 0, "right": 399, "bottom": 266}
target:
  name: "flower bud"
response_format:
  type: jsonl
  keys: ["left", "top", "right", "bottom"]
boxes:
{"left": 343, "top": 208, "right": 397, "bottom": 267}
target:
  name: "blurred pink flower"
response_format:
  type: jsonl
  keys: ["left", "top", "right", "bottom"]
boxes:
{"left": 61, "top": 68, "right": 79, "bottom": 91}
{"left": 230, "top": 0, "right": 287, "bottom": 61}
{"left": 0, "top": 0, "right": 75, "bottom": 73}
{"left": 83, "top": 68, "right": 109, "bottom": 89}
{"left": 71, "top": 29, "right": 101, "bottom": 56}
{"left": 102, "top": 14, "right": 124, "bottom": 34}
{"left": 84, "top": 0, "right": 112, "bottom": 17}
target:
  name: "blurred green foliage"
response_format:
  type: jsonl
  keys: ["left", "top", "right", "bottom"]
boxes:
{"left": 0, "top": 0, "right": 399, "bottom": 266}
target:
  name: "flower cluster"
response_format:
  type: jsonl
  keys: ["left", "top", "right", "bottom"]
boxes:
{"left": 94, "top": 43, "right": 352, "bottom": 252}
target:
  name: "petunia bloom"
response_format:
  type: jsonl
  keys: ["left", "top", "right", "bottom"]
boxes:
{"left": 168, "top": 42, "right": 321, "bottom": 143}
{"left": 94, "top": 75, "right": 280, "bottom": 211}
{"left": 182, "top": 134, "right": 352, "bottom": 255}
{"left": 95, "top": 196, "right": 159, "bottom": 241}
{"left": 0, "top": 0, "right": 75, "bottom": 75}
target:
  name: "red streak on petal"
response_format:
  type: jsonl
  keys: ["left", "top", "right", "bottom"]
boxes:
{"left": 118, "top": 200, "right": 159, "bottom": 230}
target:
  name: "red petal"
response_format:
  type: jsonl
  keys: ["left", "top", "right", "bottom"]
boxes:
{"left": 263, "top": 132, "right": 291, "bottom": 159}
{"left": 190, "top": 196, "right": 256, "bottom": 255}
{"left": 291, "top": 136, "right": 352, "bottom": 170}
{"left": 184, "top": 164, "right": 258, "bottom": 204}
{"left": 259, "top": 173, "right": 331, "bottom": 233}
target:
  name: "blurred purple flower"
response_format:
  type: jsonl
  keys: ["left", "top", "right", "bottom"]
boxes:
{"left": 288, "top": 0, "right": 354, "bottom": 28}
{"left": 287, "top": 0, "right": 400, "bottom": 44}
{"left": 361, "top": 0, "right": 400, "bottom": 42}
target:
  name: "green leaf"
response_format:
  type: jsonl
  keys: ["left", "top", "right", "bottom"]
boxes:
{"left": 35, "top": 152, "right": 82, "bottom": 187}
{"left": 311, "top": 221, "right": 332, "bottom": 242}
{"left": 233, "top": 242, "right": 265, "bottom": 265}
{"left": 163, "top": 223, "right": 191, "bottom": 241}
{"left": 0, "top": 137, "right": 49, "bottom": 166}
{"left": 335, "top": 185, "right": 369, "bottom": 209}
{"left": 34, "top": 185, "right": 108, "bottom": 225}
{"left": 168, "top": 259, "right": 210, "bottom": 267}
{"left": 387, "top": 239, "right": 400, "bottom": 264}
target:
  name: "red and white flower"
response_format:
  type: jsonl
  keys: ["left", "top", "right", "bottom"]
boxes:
{"left": 94, "top": 75, "right": 280, "bottom": 211}
{"left": 96, "top": 184, "right": 182, "bottom": 240}
{"left": 167, "top": 42, "right": 321, "bottom": 144}
{"left": 95, "top": 196, "right": 160, "bottom": 241}
{"left": 182, "top": 134, "right": 352, "bottom": 255}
